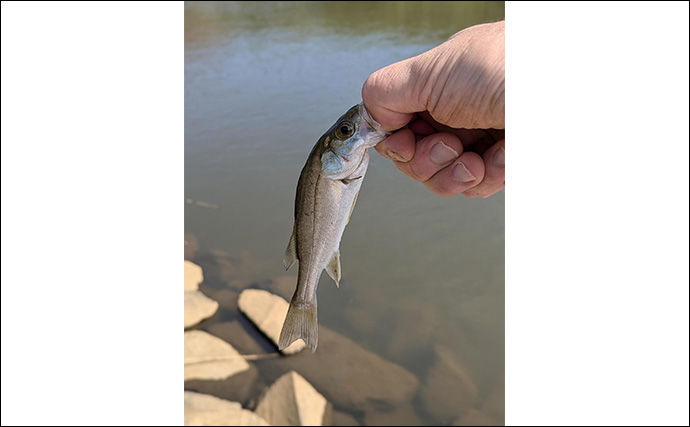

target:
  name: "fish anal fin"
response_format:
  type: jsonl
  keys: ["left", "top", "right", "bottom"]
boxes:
{"left": 326, "top": 250, "right": 341, "bottom": 288}
{"left": 283, "top": 228, "right": 297, "bottom": 270}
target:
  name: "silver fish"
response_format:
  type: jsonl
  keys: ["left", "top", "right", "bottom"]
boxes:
{"left": 278, "top": 102, "right": 389, "bottom": 352}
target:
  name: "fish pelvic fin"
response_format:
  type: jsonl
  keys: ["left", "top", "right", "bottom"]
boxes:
{"left": 279, "top": 299, "right": 318, "bottom": 352}
{"left": 283, "top": 228, "right": 297, "bottom": 270}
{"left": 326, "top": 250, "right": 341, "bottom": 288}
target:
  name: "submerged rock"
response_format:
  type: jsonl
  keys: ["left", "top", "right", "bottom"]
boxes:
{"left": 184, "top": 290, "right": 219, "bottom": 329}
{"left": 212, "top": 288, "right": 240, "bottom": 309}
{"left": 453, "top": 408, "right": 493, "bottom": 426}
{"left": 420, "top": 344, "right": 479, "bottom": 422}
{"left": 184, "top": 330, "right": 249, "bottom": 381}
{"left": 480, "top": 382, "right": 505, "bottom": 425}
{"left": 237, "top": 289, "right": 305, "bottom": 355}
{"left": 185, "top": 364, "right": 261, "bottom": 407}
{"left": 194, "top": 250, "right": 259, "bottom": 291}
{"left": 385, "top": 300, "right": 438, "bottom": 362}
{"left": 184, "top": 260, "right": 204, "bottom": 291}
{"left": 184, "top": 391, "right": 269, "bottom": 426}
{"left": 255, "top": 371, "right": 329, "bottom": 426}
{"left": 254, "top": 325, "right": 419, "bottom": 413}
{"left": 205, "top": 320, "right": 272, "bottom": 355}
{"left": 363, "top": 404, "right": 422, "bottom": 426}
{"left": 330, "top": 410, "right": 360, "bottom": 426}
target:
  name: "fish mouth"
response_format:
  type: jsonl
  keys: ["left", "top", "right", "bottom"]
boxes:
{"left": 359, "top": 103, "right": 380, "bottom": 131}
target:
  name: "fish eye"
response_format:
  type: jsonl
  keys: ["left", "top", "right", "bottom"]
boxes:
{"left": 336, "top": 122, "right": 354, "bottom": 139}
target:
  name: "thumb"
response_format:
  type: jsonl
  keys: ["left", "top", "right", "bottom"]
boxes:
{"left": 363, "top": 22, "right": 505, "bottom": 132}
{"left": 361, "top": 54, "right": 429, "bottom": 132}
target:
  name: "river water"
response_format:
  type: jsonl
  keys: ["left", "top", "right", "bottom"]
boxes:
{"left": 185, "top": 2, "right": 505, "bottom": 425}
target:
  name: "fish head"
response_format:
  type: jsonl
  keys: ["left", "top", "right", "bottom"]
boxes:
{"left": 320, "top": 103, "right": 390, "bottom": 179}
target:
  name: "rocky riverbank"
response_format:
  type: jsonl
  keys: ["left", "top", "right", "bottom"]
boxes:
{"left": 183, "top": 243, "right": 503, "bottom": 426}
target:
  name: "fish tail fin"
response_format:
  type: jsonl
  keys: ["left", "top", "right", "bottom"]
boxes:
{"left": 279, "top": 298, "right": 318, "bottom": 352}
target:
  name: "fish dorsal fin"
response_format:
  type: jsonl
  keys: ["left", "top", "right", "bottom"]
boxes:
{"left": 283, "top": 227, "right": 297, "bottom": 270}
{"left": 326, "top": 250, "right": 341, "bottom": 288}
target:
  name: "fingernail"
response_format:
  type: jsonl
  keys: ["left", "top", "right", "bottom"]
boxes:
{"left": 429, "top": 141, "right": 459, "bottom": 165}
{"left": 386, "top": 149, "right": 406, "bottom": 162}
{"left": 452, "top": 162, "right": 476, "bottom": 183}
{"left": 493, "top": 147, "right": 505, "bottom": 168}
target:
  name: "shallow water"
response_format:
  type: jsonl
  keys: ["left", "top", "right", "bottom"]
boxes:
{"left": 185, "top": 2, "right": 505, "bottom": 425}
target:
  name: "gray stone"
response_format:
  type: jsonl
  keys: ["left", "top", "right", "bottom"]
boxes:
{"left": 238, "top": 289, "right": 306, "bottom": 355}
{"left": 184, "top": 290, "right": 219, "bottom": 329}
{"left": 184, "top": 330, "right": 250, "bottom": 381}
{"left": 184, "top": 391, "right": 269, "bottom": 426}
{"left": 420, "top": 345, "right": 479, "bottom": 422}
{"left": 255, "top": 371, "right": 329, "bottom": 426}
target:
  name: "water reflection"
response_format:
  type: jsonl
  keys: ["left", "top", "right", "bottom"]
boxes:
{"left": 185, "top": 2, "right": 504, "bottom": 425}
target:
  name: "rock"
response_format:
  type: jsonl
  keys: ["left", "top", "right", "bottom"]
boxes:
{"left": 237, "top": 289, "right": 306, "bottom": 355}
{"left": 184, "top": 260, "right": 204, "bottom": 291}
{"left": 265, "top": 275, "right": 297, "bottom": 300}
{"left": 184, "top": 290, "right": 219, "bottom": 329}
{"left": 453, "top": 408, "right": 493, "bottom": 426}
{"left": 184, "top": 391, "right": 269, "bottom": 426}
{"left": 331, "top": 410, "right": 360, "bottom": 426}
{"left": 184, "top": 330, "right": 250, "bottom": 381}
{"left": 253, "top": 326, "right": 419, "bottom": 413}
{"left": 185, "top": 364, "right": 261, "bottom": 406}
{"left": 205, "top": 320, "right": 271, "bottom": 355}
{"left": 184, "top": 233, "right": 200, "bottom": 260}
{"left": 363, "top": 404, "right": 422, "bottom": 426}
{"left": 255, "top": 371, "right": 329, "bottom": 426}
{"left": 420, "top": 345, "right": 478, "bottom": 422}
{"left": 385, "top": 300, "right": 438, "bottom": 363}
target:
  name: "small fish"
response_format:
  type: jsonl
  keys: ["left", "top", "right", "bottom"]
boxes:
{"left": 279, "top": 102, "right": 389, "bottom": 352}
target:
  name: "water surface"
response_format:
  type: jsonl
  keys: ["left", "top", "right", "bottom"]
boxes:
{"left": 185, "top": 2, "right": 505, "bottom": 425}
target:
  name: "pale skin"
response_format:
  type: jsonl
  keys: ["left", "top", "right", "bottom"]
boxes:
{"left": 362, "top": 21, "right": 505, "bottom": 198}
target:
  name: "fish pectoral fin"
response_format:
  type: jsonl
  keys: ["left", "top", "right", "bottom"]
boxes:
{"left": 326, "top": 250, "right": 341, "bottom": 288}
{"left": 341, "top": 176, "right": 362, "bottom": 185}
{"left": 347, "top": 191, "right": 359, "bottom": 224}
{"left": 283, "top": 227, "right": 297, "bottom": 270}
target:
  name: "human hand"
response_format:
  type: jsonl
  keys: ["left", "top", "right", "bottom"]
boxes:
{"left": 362, "top": 21, "right": 505, "bottom": 198}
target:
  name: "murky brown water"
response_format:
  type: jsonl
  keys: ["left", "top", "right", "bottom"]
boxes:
{"left": 185, "top": 2, "right": 505, "bottom": 425}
